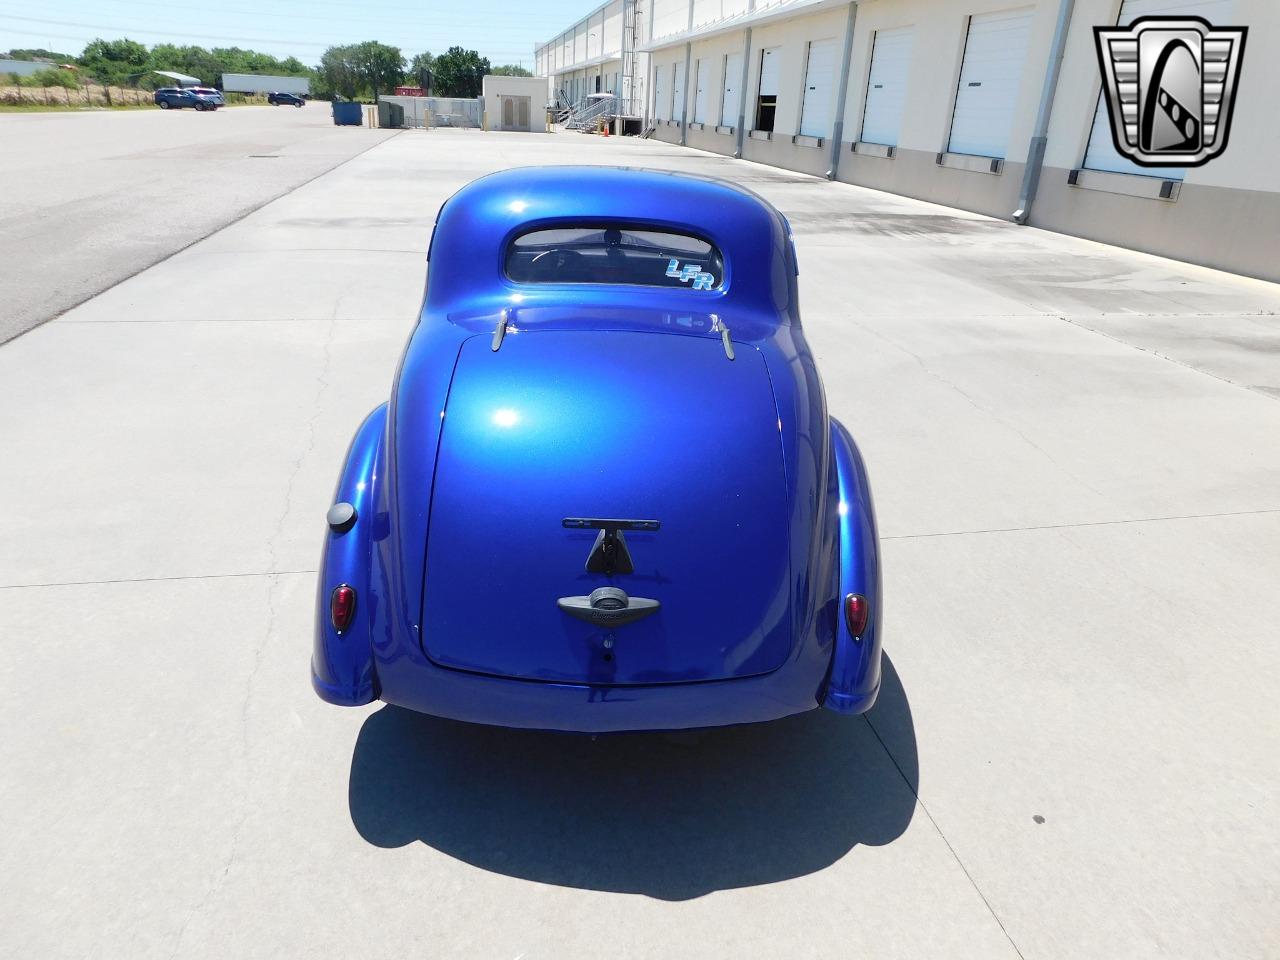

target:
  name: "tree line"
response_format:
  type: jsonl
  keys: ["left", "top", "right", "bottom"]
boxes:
{"left": 317, "top": 44, "right": 530, "bottom": 101}
{"left": 3, "top": 41, "right": 532, "bottom": 99}
{"left": 4, "top": 41, "right": 309, "bottom": 90}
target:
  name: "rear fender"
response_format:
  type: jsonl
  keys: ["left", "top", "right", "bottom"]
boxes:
{"left": 821, "top": 417, "right": 883, "bottom": 713}
{"left": 311, "top": 403, "right": 387, "bottom": 705}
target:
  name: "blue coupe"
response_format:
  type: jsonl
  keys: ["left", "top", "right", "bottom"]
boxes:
{"left": 312, "top": 167, "right": 882, "bottom": 732}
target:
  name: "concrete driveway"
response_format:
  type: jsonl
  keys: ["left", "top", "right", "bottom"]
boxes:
{"left": 0, "top": 103, "right": 397, "bottom": 343}
{"left": 1, "top": 126, "right": 1277, "bottom": 959}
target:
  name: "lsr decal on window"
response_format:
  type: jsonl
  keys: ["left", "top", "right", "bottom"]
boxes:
{"left": 666, "top": 259, "right": 716, "bottom": 290}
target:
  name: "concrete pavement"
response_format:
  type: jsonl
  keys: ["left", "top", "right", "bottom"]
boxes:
{"left": 1, "top": 126, "right": 1278, "bottom": 959}
{"left": 0, "top": 103, "right": 399, "bottom": 343}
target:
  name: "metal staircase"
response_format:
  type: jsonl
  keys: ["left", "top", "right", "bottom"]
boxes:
{"left": 564, "top": 94, "right": 618, "bottom": 131}
{"left": 561, "top": 95, "right": 645, "bottom": 133}
{"left": 550, "top": 89, "right": 573, "bottom": 124}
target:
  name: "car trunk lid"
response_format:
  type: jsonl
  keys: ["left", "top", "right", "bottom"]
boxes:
{"left": 420, "top": 329, "right": 792, "bottom": 685}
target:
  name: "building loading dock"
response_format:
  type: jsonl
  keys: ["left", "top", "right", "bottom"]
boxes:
{"left": 536, "top": 0, "right": 1279, "bottom": 282}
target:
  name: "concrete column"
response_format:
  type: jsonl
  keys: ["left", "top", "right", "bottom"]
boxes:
{"left": 734, "top": 28, "right": 752, "bottom": 159}
{"left": 680, "top": 43, "right": 692, "bottom": 145}
{"left": 680, "top": 0, "right": 694, "bottom": 145}
{"left": 827, "top": 2, "right": 858, "bottom": 180}
{"left": 646, "top": 0, "right": 657, "bottom": 126}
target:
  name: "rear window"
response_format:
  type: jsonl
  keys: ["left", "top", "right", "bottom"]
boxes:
{"left": 505, "top": 225, "right": 723, "bottom": 290}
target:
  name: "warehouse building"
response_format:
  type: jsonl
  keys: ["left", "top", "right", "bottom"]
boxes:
{"left": 538, "top": 0, "right": 1278, "bottom": 282}
{"left": 535, "top": 0, "right": 649, "bottom": 115}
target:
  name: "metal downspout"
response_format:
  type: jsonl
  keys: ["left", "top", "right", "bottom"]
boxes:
{"left": 680, "top": 42, "right": 692, "bottom": 145}
{"left": 735, "top": 28, "right": 752, "bottom": 158}
{"left": 679, "top": 0, "right": 694, "bottom": 145}
{"left": 645, "top": 0, "right": 657, "bottom": 127}
{"left": 827, "top": 1, "right": 859, "bottom": 180}
{"left": 734, "top": 0, "right": 757, "bottom": 159}
{"left": 1013, "top": 0, "right": 1076, "bottom": 224}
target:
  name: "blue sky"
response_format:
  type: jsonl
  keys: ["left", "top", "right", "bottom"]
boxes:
{"left": 0, "top": 0, "right": 591, "bottom": 67}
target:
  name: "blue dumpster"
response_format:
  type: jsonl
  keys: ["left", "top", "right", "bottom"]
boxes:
{"left": 332, "top": 102, "right": 362, "bottom": 126}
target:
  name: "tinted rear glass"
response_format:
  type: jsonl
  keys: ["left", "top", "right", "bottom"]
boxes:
{"left": 505, "top": 225, "right": 723, "bottom": 289}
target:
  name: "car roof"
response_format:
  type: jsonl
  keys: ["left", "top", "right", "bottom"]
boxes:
{"left": 445, "top": 166, "right": 780, "bottom": 237}
{"left": 429, "top": 167, "right": 794, "bottom": 322}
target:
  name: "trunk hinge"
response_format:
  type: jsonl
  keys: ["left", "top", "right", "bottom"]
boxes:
{"left": 712, "top": 314, "right": 735, "bottom": 360}
{"left": 490, "top": 308, "right": 509, "bottom": 351}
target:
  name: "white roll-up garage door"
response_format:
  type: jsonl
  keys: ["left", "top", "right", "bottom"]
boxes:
{"left": 799, "top": 38, "right": 837, "bottom": 138}
{"left": 860, "top": 26, "right": 914, "bottom": 146}
{"left": 721, "top": 51, "right": 743, "bottom": 126}
{"left": 654, "top": 64, "right": 669, "bottom": 121}
{"left": 673, "top": 60, "right": 686, "bottom": 120}
{"left": 947, "top": 8, "right": 1034, "bottom": 158}
{"left": 1083, "top": 0, "right": 1233, "bottom": 179}
{"left": 693, "top": 58, "right": 710, "bottom": 124}
{"left": 758, "top": 46, "right": 781, "bottom": 97}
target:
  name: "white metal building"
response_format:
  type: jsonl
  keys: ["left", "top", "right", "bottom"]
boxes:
{"left": 0, "top": 58, "right": 52, "bottom": 77}
{"left": 482, "top": 74, "right": 550, "bottom": 131}
{"left": 221, "top": 73, "right": 310, "bottom": 95}
{"left": 540, "top": 0, "right": 1279, "bottom": 282}
{"left": 534, "top": 0, "right": 649, "bottom": 115}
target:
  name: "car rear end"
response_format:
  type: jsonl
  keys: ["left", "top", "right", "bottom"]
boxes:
{"left": 313, "top": 168, "right": 876, "bottom": 731}
{"left": 189, "top": 87, "right": 222, "bottom": 109}
{"left": 365, "top": 316, "right": 842, "bottom": 732}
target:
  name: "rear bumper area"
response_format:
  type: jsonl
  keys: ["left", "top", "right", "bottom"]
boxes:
{"left": 311, "top": 668, "right": 377, "bottom": 707}
{"left": 374, "top": 652, "right": 829, "bottom": 732}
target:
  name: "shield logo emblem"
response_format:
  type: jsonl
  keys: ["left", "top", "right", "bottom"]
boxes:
{"left": 1094, "top": 16, "right": 1247, "bottom": 168}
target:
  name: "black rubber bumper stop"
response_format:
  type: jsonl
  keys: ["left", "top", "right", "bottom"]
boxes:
{"left": 326, "top": 501, "right": 357, "bottom": 533}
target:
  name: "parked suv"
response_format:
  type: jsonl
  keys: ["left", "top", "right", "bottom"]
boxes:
{"left": 154, "top": 88, "right": 220, "bottom": 111}
{"left": 188, "top": 87, "right": 225, "bottom": 106}
{"left": 268, "top": 92, "right": 305, "bottom": 107}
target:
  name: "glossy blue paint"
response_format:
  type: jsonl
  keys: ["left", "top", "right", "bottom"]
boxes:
{"left": 312, "top": 167, "right": 882, "bottom": 731}
{"left": 312, "top": 403, "right": 385, "bottom": 706}
{"left": 424, "top": 330, "right": 790, "bottom": 685}
{"left": 822, "top": 418, "right": 883, "bottom": 713}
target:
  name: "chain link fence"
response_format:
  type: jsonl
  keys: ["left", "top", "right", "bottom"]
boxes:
{"left": 377, "top": 96, "right": 483, "bottom": 129}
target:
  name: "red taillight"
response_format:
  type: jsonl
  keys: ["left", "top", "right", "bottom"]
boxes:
{"left": 330, "top": 585, "right": 356, "bottom": 633}
{"left": 845, "top": 593, "right": 869, "bottom": 638}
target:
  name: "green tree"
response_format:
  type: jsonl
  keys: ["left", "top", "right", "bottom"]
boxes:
{"left": 316, "top": 41, "right": 402, "bottom": 101}
{"left": 318, "top": 44, "right": 360, "bottom": 99}
{"left": 148, "top": 44, "right": 221, "bottom": 85}
{"left": 351, "top": 41, "right": 404, "bottom": 101}
{"left": 79, "top": 38, "right": 149, "bottom": 85}
{"left": 490, "top": 64, "right": 532, "bottom": 77}
{"left": 408, "top": 51, "right": 434, "bottom": 90}
{"left": 432, "top": 46, "right": 489, "bottom": 98}
{"left": 5, "top": 48, "right": 77, "bottom": 63}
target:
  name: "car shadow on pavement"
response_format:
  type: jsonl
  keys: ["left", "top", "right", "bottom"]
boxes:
{"left": 347, "top": 656, "right": 917, "bottom": 900}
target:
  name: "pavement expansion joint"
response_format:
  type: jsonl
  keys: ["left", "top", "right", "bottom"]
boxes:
{"left": 863, "top": 714, "right": 1028, "bottom": 960}
{"left": 0, "top": 569, "right": 317, "bottom": 591}
{"left": 882, "top": 507, "right": 1280, "bottom": 541}
{"left": 1056, "top": 314, "right": 1280, "bottom": 401}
